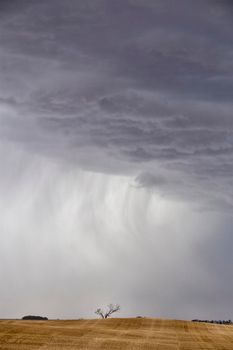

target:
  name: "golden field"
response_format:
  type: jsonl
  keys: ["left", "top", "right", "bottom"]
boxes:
{"left": 0, "top": 318, "right": 233, "bottom": 350}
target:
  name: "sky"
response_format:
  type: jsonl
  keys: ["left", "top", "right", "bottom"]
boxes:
{"left": 0, "top": 0, "right": 233, "bottom": 320}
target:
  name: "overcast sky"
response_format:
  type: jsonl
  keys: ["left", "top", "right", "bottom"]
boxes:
{"left": 0, "top": 0, "right": 233, "bottom": 320}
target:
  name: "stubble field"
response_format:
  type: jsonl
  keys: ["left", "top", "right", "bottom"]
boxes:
{"left": 0, "top": 318, "right": 233, "bottom": 350}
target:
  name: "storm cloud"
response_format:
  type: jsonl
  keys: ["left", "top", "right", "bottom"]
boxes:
{"left": 0, "top": 0, "right": 233, "bottom": 320}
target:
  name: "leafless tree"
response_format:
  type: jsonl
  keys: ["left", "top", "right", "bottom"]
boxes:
{"left": 95, "top": 304, "right": 120, "bottom": 319}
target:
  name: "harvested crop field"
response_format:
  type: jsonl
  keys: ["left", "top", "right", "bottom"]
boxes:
{"left": 0, "top": 318, "right": 233, "bottom": 349}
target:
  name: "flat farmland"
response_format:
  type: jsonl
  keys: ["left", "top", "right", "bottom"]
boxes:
{"left": 0, "top": 318, "right": 233, "bottom": 350}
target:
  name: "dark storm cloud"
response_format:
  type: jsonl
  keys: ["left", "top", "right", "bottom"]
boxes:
{"left": 1, "top": 0, "right": 233, "bottom": 321}
{"left": 0, "top": 0, "right": 233, "bottom": 203}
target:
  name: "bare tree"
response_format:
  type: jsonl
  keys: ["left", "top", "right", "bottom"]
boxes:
{"left": 95, "top": 304, "right": 120, "bottom": 319}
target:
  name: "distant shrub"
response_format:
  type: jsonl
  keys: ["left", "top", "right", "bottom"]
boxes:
{"left": 192, "top": 319, "right": 232, "bottom": 325}
{"left": 22, "top": 315, "right": 48, "bottom": 320}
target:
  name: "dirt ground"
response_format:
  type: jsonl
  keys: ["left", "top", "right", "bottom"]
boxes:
{"left": 0, "top": 317, "right": 233, "bottom": 349}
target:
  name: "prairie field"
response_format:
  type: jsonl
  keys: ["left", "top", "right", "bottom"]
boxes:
{"left": 0, "top": 318, "right": 233, "bottom": 350}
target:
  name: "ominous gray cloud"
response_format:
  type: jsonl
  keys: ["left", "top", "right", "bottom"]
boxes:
{"left": 0, "top": 0, "right": 233, "bottom": 320}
